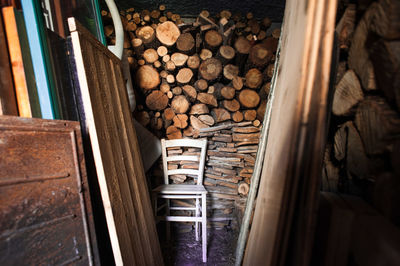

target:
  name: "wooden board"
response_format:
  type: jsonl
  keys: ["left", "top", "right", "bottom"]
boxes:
{"left": 68, "top": 17, "right": 163, "bottom": 266}
{"left": 0, "top": 116, "right": 99, "bottom": 265}
{"left": 243, "top": 1, "right": 337, "bottom": 266}
{"left": 0, "top": 10, "right": 17, "bottom": 115}
{"left": 2, "top": 7, "right": 32, "bottom": 117}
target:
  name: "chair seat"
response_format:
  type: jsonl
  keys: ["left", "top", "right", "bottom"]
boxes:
{"left": 153, "top": 184, "right": 207, "bottom": 194}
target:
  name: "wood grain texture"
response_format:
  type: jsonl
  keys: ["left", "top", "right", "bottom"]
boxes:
{"left": 0, "top": 11, "right": 17, "bottom": 115}
{"left": 0, "top": 116, "right": 99, "bottom": 265}
{"left": 68, "top": 18, "right": 163, "bottom": 266}
{"left": 243, "top": 0, "right": 337, "bottom": 265}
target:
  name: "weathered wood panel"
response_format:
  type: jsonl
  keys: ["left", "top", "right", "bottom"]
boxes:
{"left": 0, "top": 116, "right": 99, "bottom": 265}
{"left": 68, "top": 18, "right": 163, "bottom": 266}
{"left": 243, "top": 1, "right": 337, "bottom": 266}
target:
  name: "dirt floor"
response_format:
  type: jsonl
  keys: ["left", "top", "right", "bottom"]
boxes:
{"left": 160, "top": 224, "right": 238, "bottom": 265}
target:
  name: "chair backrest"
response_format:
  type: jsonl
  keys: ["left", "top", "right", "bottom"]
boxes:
{"left": 161, "top": 138, "right": 208, "bottom": 185}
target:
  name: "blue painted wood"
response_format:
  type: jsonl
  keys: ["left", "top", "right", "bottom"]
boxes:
{"left": 20, "top": 0, "right": 55, "bottom": 119}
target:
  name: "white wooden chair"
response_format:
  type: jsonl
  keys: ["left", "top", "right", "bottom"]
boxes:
{"left": 152, "top": 138, "right": 208, "bottom": 262}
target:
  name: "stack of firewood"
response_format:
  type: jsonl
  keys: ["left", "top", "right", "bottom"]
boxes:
{"left": 322, "top": 0, "right": 400, "bottom": 226}
{"left": 102, "top": 5, "right": 280, "bottom": 228}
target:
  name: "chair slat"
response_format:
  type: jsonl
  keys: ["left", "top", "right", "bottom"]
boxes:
{"left": 164, "top": 138, "right": 207, "bottom": 148}
{"left": 167, "top": 168, "right": 199, "bottom": 176}
{"left": 166, "top": 155, "right": 199, "bottom": 162}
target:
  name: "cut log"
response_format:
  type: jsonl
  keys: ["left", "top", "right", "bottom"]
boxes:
{"left": 176, "top": 32, "right": 195, "bottom": 54}
{"left": 146, "top": 90, "right": 169, "bottom": 110}
{"left": 134, "top": 111, "right": 150, "bottom": 126}
{"left": 369, "top": 0, "right": 400, "bottom": 40}
{"left": 221, "top": 86, "right": 235, "bottom": 100}
{"left": 183, "top": 126, "right": 194, "bottom": 137}
{"left": 162, "top": 54, "right": 170, "bottom": 63}
{"left": 257, "top": 100, "right": 267, "bottom": 120}
{"left": 104, "top": 25, "right": 114, "bottom": 37}
{"left": 232, "top": 76, "right": 244, "bottom": 91}
{"left": 136, "top": 26, "right": 156, "bottom": 45}
{"left": 199, "top": 58, "right": 222, "bottom": 81}
{"left": 172, "top": 86, "right": 182, "bottom": 95}
{"left": 195, "top": 79, "right": 208, "bottom": 91}
{"left": 245, "top": 68, "right": 263, "bottom": 89}
{"left": 355, "top": 96, "right": 400, "bottom": 155}
{"left": 156, "top": 21, "right": 181, "bottom": 46}
{"left": 239, "top": 89, "right": 260, "bottom": 108}
{"left": 143, "top": 48, "right": 159, "bottom": 63}
{"left": 171, "top": 95, "right": 190, "bottom": 113}
{"left": 262, "top": 37, "right": 279, "bottom": 54}
{"left": 198, "top": 115, "right": 215, "bottom": 126}
{"left": 131, "top": 38, "right": 144, "bottom": 55}
{"left": 136, "top": 65, "right": 160, "bottom": 90}
{"left": 190, "top": 115, "right": 209, "bottom": 130}
{"left": 197, "top": 93, "right": 218, "bottom": 107}
{"left": 218, "top": 45, "right": 235, "bottom": 65}
{"left": 182, "top": 85, "right": 197, "bottom": 101}
{"left": 348, "top": 7, "right": 376, "bottom": 90}
{"left": 171, "top": 52, "right": 188, "bottom": 66}
{"left": 244, "top": 110, "right": 257, "bottom": 121}
{"left": 187, "top": 54, "right": 200, "bottom": 69}
{"left": 190, "top": 104, "right": 209, "bottom": 115}
{"left": 223, "top": 64, "right": 240, "bottom": 81}
{"left": 173, "top": 114, "right": 188, "bottom": 128}
{"left": 165, "top": 60, "right": 176, "bottom": 71}
{"left": 234, "top": 36, "right": 251, "bottom": 68}
{"left": 199, "top": 49, "right": 213, "bottom": 60}
{"left": 332, "top": 70, "right": 364, "bottom": 116}
{"left": 238, "top": 182, "right": 250, "bottom": 196}
{"left": 249, "top": 43, "right": 272, "bottom": 67}
{"left": 347, "top": 121, "right": 369, "bottom": 179}
{"left": 166, "top": 125, "right": 182, "bottom": 139}
{"left": 233, "top": 111, "right": 244, "bottom": 122}
{"left": 211, "top": 108, "right": 231, "bottom": 123}
{"left": 262, "top": 17, "right": 272, "bottom": 29}
{"left": 333, "top": 122, "right": 348, "bottom": 161}
{"left": 166, "top": 74, "right": 175, "bottom": 84}
{"left": 176, "top": 68, "right": 193, "bottom": 84}
{"left": 223, "top": 99, "right": 241, "bottom": 112}
{"left": 204, "top": 30, "right": 223, "bottom": 52}
{"left": 164, "top": 107, "right": 175, "bottom": 120}
{"left": 160, "top": 82, "right": 170, "bottom": 93}
{"left": 157, "top": 45, "right": 168, "bottom": 57}
{"left": 272, "top": 28, "right": 281, "bottom": 39}
{"left": 266, "top": 64, "right": 275, "bottom": 78}
{"left": 335, "top": 4, "right": 356, "bottom": 50}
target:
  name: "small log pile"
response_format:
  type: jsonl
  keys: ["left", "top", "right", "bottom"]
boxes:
{"left": 323, "top": 0, "right": 400, "bottom": 226}
{"left": 102, "top": 6, "right": 279, "bottom": 228}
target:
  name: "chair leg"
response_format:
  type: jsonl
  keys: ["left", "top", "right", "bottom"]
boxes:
{"left": 166, "top": 198, "right": 171, "bottom": 241}
{"left": 195, "top": 198, "right": 199, "bottom": 241}
{"left": 201, "top": 194, "right": 207, "bottom": 263}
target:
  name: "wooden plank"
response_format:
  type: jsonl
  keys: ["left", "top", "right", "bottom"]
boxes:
{"left": 0, "top": 116, "right": 99, "bottom": 265}
{"left": 0, "top": 11, "right": 17, "bottom": 115}
{"left": 68, "top": 18, "right": 163, "bottom": 266}
{"left": 2, "top": 7, "right": 32, "bottom": 117}
{"left": 243, "top": 1, "right": 338, "bottom": 266}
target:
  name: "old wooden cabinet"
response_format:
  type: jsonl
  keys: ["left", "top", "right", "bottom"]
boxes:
{"left": 0, "top": 116, "right": 99, "bottom": 265}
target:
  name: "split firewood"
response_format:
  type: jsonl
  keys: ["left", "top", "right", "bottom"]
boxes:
{"left": 136, "top": 65, "right": 160, "bottom": 90}
{"left": 232, "top": 76, "right": 244, "bottom": 91}
{"left": 166, "top": 125, "right": 182, "bottom": 139}
{"left": 232, "top": 111, "right": 244, "bottom": 122}
{"left": 171, "top": 95, "right": 190, "bottom": 113}
{"left": 245, "top": 68, "right": 263, "bottom": 89}
{"left": 183, "top": 126, "right": 194, "bottom": 137}
{"left": 197, "top": 93, "right": 218, "bottom": 107}
{"left": 199, "top": 58, "right": 222, "bottom": 81}
{"left": 190, "top": 115, "right": 209, "bottom": 130}
{"left": 156, "top": 21, "right": 181, "bottom": 46}
{"left": 223, "top": 99, "right": 241, "bottom": 112}
{"left": 198, "top": 115, "right": 215, "bottom": 126}
{"left": 182, "top": 85, "right": 197, "bottom": 101}
{"left": 332, "top": 70, "right": 364, "bottom": 116}
{"left": 239, "top": 89, "right": 260, "bottom": 108}
{"left": 176, "top": 33, "right": 195, "bottom": 54}
{"left": 257, "top": 100, "right": 267, "bottom": 120}
{"left": 333, "top": 122, "right": 349, "bottom": 161}
{"left": 164, "top": 108, "right": 175, "bottom": 120}
{"left": 146, "top": 90, "right": 169, "bottom": 110}
{"left": 173, "top": 114, "right": 189, "bottom": 128}
{"left": 233, "top": 126, "right": 260, "bottom": 133}
{"left": 336, "top": 4, "right": 356, "bottom": 50}
{"left": 211, "top": 108, "right": 231, "bottom": 123}
{"left": 190, "top": 104, "right": 209, "bottom": 115}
